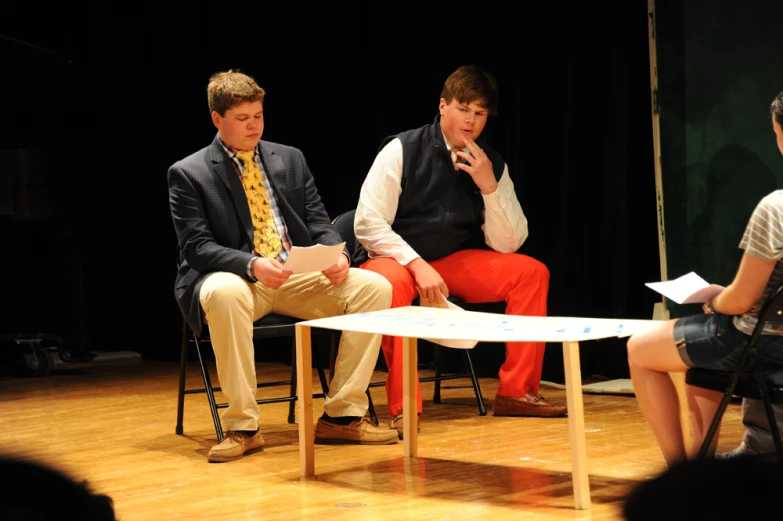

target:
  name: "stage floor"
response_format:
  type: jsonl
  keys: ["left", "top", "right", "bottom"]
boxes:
{"left": 0, "top": 355, "right": 744, "bottom": 520}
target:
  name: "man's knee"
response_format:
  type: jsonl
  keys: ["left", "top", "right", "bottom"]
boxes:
{"left": 525, "top": 257, "right": 550, "bottom": 283}
{"left": 357, "top": 260, "right": 414, "bottom": 304}
{"left": 503, "top": 254, "right": 550, "bottom": 285}
{"left": 348, "top": 268, "right": 393, "bottom": 309}
{"left": 368, "top": 272, "right": 393, "bottom": 308}
{"left": 200, "top": 272, "right": 252, "bottom": 311}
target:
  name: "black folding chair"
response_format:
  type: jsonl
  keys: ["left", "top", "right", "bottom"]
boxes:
{"left": 685, "top": 283, "right": 783, "bottom": 462}
{"left": 176, "top": 314, "right": 331, "bottom": 442}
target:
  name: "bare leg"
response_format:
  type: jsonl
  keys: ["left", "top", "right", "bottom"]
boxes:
{"left": 627, "top": 320, "right": 690, "bottom": 466}
{"left": 687, "top": 384, "right": 723, "bottom": 457}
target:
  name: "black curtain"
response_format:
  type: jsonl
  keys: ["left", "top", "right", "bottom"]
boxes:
{"left": 1, "top": 1, "right": 660, "bottom": 381}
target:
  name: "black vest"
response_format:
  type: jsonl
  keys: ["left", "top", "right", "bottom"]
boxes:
{"left": 353, "top": 115, "right": 505, "bottom": 265}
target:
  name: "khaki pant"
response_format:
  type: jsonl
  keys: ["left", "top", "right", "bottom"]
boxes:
{"left": 199, "top": 268, "right": 391, "bottom": 432}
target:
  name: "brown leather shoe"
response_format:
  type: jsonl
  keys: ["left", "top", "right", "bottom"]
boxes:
{"left": 492, "top": 393, "right": 568, "bottom": 417}
{"left": 315, "top": 416, "right": 398, "bottom": 445}
{"left": 208, "top": 430, "right": 264, "bottom": 462}
{"left": 390, "top": 414, "right": 421, "bottom": 440}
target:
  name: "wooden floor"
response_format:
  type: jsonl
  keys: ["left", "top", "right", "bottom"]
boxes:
{"left": 0, "top": 354, "right": 745, "bottom": 520}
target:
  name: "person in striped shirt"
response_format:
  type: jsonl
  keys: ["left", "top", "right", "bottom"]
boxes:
{"left": 626, "top": 91, "right": 783, "bottom": 467}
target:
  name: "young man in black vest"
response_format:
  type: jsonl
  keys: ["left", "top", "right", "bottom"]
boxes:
{"left": 353, "top": 65, "right": 567, "bottom": 437}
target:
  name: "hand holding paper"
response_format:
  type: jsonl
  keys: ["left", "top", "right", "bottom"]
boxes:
{"left": 419, "top": 292, "right": 479, "bottom": 349}
{"left": 645, "top": 271, "right": 724, "bottom": 304}
{"left": 282, "top": 242, "right": 346, "bottom": 274}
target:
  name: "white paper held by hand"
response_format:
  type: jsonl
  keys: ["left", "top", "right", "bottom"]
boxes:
{"left": 418, "top": 292, "right": 479, "bottom": 349}
{"left": 282, "top": 242, "right": 346, "bottom": 274}
{"left": 645, "top": 271, "right": 724, "bottom": 304}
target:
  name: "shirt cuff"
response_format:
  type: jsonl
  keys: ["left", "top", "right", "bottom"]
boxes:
{"left": 247, "top": 256, "right": 259, "bottom": 282}
{"left": 482, "top": 189, "right": 503, "bottom": 211}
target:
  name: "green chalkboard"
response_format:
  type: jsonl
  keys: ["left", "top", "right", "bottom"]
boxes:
{"left": 655, "top": 0, "right": 783, "bottom": 317}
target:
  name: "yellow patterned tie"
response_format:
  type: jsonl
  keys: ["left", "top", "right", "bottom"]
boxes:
{"left": 236, "top": 150, "right": 282, "bottom": 259}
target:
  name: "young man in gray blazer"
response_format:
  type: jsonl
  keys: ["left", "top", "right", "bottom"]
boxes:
{"left": 168, "top": 70, "right": 397, "bottom": 462}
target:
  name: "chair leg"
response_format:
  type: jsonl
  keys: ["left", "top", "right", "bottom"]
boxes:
{"left": 433, "top": 345, "right": 442, "bottom": 403}
{"left": 313, "top": 334, "right": 330, "bottom": 397}
{"left": 759, "top": 386, "right": 783, "bottom": 464}
{"left": 366, "top": 388, "right": 378, "bottom": 425}
{"left": 176, "top": 321, "right": 189, "bottom": 435}
{"left": 194, "top": 336, "right": 224, "bottom": 442}
{"left": 464, "top": 350, "right": 487, "bottom": 416}
{"left": 696, "top": 383, "right": 739, "bottom": 459}
{"left": 328, "top": 331, "right": 339, "bottom": 386}
{"left": 288, "top": 339, "right": 297, "bottom": 424}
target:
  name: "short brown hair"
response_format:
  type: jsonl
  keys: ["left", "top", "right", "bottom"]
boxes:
{"left": 771, "top": 91, "right": 783, "bottom": 126}
{"left": 207, "top": 70, "right": 265, "bottom": 116}
{"left": 440, "top": 65, "right": 499, "bottom": 116}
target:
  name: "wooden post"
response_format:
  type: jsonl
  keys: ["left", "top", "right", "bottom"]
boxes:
{"left": 402, "top": 336, "right": 418, "bottom": 457}
{"left": 296, "top": 324, "right": 314, "bottom": 477}
{"left": 563, "top": 341, "right": 591, "bottom": 510}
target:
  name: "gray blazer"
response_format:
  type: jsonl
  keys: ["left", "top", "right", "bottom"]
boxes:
{"left": 168, "top": 133, "right": 345, "bottom": 335}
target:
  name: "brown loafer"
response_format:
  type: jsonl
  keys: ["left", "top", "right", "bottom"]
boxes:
{"left": 390, "top": 414, "right": 421, "bottom": 440}
{"left": 207, "top": 430, "right": 264, "bottom": 462}
{"left": 315, "top": 416, "right": 398, "bottom": 445}
{"left": 492, "top": 393, "right": 567, "bottom": 417}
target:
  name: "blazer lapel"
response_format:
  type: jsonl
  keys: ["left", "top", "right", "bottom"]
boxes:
{"left": 258, "top": 141, "right": 310, "bottom": 245}
{"left": 208, "top": 137, "right": 254, "bottom": 245}
{"left": 258, "top": 142, "right": 286, "bottom": 192}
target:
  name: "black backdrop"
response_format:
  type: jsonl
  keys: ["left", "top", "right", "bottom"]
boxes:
{"left": 1, "top": 1, "right": 660, "bottom": 382}
{"left": 655, "top": 0, "right": 783, "bottom": 319}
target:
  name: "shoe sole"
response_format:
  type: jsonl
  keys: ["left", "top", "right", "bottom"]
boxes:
{"left": 492, "top": 410, "right": 568, "bottom": 418}
{"left": 394, "top": 428, "right": 421, "bottom": 440}
{"left": 208, "top": 446, "right": 263, "bottom": 463}
{"left": 716, "top": 451, "right": 780, "bottom": 463}
{"left": 314, "top": 437, "right": 397, "bottom": 445}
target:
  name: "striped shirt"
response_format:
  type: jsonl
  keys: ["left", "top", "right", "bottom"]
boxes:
{"left": 733, "top": 189, "right": 783, "bottom": 335}
{"left": 219, "top": 141, "right": 291, "bottom": 262}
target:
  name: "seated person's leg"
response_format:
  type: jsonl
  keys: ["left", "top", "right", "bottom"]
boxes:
{"left": 433, "top": 250, "right": 565, "bottom": 417}
{"left": 360, "top": 258, "right": 423, "bottom": 429}
{"left": 718, "top": 399, "right": 783, "bottom": 460}
{"left": 627, "top": 315, "right": 728, "bottom": 466}
{"left": 199, "top": 272, "right": 268, "bottom": 462}
{"left": 273, "top": 268, "right": 398, "bottom": 444}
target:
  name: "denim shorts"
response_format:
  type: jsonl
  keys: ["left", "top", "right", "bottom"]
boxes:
{"left": 673, "top": 313, "right": 783, "bottom": 371}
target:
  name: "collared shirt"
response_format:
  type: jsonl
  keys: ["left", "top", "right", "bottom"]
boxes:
{"left": 355, "top": 131, "right": 529, "bottom": 266}
{"left": 219, "top": 140, "right": 291, "bottom": 262}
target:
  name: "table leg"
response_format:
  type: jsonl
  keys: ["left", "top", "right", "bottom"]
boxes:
{"left": 296, "top": 324, "right": 314, "bottom": 477}
{"left": 402, "top": 336, "right": 418, "bottom": 457}
{"left": 562, "top": 340, "right": 591, "bottom": 510}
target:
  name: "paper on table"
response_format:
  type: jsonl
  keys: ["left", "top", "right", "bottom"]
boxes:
{"left": 645, "top": 271, "right": 724, "bottom": 304}
{"left": 418, "top": 292, "right": 479, "bottom": 349}
{"left": 282, "top": 242, "right": 346, "bottom": 274}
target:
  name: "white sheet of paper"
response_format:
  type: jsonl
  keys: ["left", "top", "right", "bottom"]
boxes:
{"left": 645, "top": 271, "right": 724, "bottom": 304}
{"left": 282, "top": 242, "right": 346, "bottom": 274}
{"left": 418, "top": 292, "right": 479, "bottom": 349}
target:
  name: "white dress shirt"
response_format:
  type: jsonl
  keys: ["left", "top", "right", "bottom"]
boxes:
{"left": 355, "top": 131, "right": 529, "bottom": 266}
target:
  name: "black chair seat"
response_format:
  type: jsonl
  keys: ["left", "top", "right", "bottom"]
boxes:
{"left": 687, "top": 367, "right": 783, "bottom": 402}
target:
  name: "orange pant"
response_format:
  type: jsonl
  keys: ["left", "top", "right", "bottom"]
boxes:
{"left": 360, "top": 249, "right": 549, "bottom": 417}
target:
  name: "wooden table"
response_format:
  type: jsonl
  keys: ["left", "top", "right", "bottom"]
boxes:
{"left": 294, "top": 306, "right": 659, "bottom": 510}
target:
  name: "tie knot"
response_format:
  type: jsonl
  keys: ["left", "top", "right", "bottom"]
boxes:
{"left": 236, "top": 150, "right": 255, "bottom": 165}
